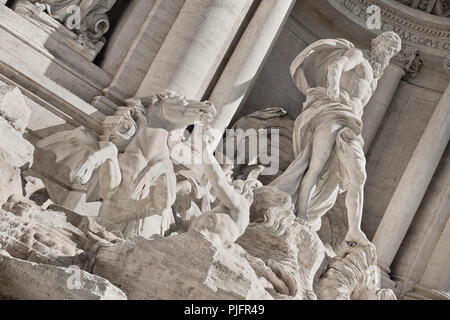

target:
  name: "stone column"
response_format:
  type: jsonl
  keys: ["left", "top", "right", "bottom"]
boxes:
{"left": 372, "top": 68, "right": 450, "bottom": 280}
{"left": 96, "top": 0, "right": 185, "bottom": 107}
{"left": 362, "top": 48, "right": 420, "bottom": 153}
{"left": 405, "top": 212, "right": 450, "bottom": 300}
{"left": 389, "top": 147, "right": 450, "bottom": 298}
{"left": 207, "top": 0, "right": 296, "bottom": 148}
{"left": 136, "top": 0, "right": 255, "bottom": 100}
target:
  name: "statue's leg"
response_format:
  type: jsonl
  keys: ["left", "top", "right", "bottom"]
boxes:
{"left": 336, "top": 131, "right": 370, "bottom": 247}
{"left": 159, "top": 170, "right": 177, "bottom": 236}
{"left": 297, "top": 123, "right": 340, "bottom": 219}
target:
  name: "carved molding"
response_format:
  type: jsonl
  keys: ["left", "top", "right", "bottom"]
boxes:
{"left": 444, "top": 54, "right": 450, "bottom": 73}
{"left": 395, "top": 0, "right": 450, "bottom": 17}
{"left": 13, "top": 0, "right": 117, "bottom": 60}
{"left": 328, "top": 0, "right": 450, "bottom": 55}
{"left": 391, "top": 46, "right": 424, "bottom": 76}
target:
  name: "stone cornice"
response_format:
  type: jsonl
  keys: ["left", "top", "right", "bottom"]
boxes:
{"left": 363, "top": 0, "right": 450, "bottom": 37}
{"left": 328, "top": 0, "right": 450, "bottom": 56}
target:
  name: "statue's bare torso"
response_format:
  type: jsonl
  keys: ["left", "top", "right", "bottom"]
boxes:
{"left": 328, "top": 49, "right": 378, "bottom": 113}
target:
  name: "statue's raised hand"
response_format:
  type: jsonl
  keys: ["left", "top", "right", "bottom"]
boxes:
{"left": 70, "top": 142, "right": 118, "bottom": 185}
{"left": 345, "top": 228, "right": 370, "bottom": 248}
{"left": 71, "top": 156, "right": 97, "bottom": 185}
{"left": 130, "top": 170, "right": 159, "bottom": 201}
{"left": 158, "top": 94, "right": 216, "bottom": 128}
{"left": 129, "top": 159, "right": 173, "bottom": 201}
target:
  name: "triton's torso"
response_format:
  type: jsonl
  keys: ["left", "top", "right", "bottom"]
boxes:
{"left": 340, "top": 53, "right": 377, "bottom": 109}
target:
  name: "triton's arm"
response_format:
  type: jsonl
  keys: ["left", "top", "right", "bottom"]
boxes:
{"left": 201, "top": 128, "right": 246, "bottom": 213}
{"left": 98, "top": 142, "right": 122, "bottom": 199}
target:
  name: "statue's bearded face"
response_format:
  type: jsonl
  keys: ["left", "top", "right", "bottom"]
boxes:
{"left": 370, "top": 43, "right": 398, "bottom": 79}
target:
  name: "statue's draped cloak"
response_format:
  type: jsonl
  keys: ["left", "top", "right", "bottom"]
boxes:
{"left": 270, "top": 39, "right": 366, "bottom": 231}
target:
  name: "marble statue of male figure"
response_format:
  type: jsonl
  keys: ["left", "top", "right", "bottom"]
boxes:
{"left": 271, "top": 32, "right": 401, "bottom": 247}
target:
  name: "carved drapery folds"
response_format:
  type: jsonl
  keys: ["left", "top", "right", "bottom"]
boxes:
{"left": 14, "top": 0, "right": 116, "bottom": 59}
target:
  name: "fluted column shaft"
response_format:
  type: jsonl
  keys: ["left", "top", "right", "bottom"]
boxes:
{"left": 136, "top": 0, "right": 254, "bottom": 100}
{"left": 389, "top": 147, "right": 450, "bottom": 297}
{"left": 208, "top": 0, "right": 296, "bottom": 148}
{"left": 362, "top": 64, "right": 404, "bottom": 153}
{"left": 373, "top": 81, "right": 450, "bottom": 271}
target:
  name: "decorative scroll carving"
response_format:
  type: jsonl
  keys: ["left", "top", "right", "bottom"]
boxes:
{"left": 391, "top": 46, "right": 423, "bottom": 77}
{"left": 13, "top": 0, "right": 117, "bottom": 59}
{"left": 444, "top": 54, "right": 450, "bottom": 74}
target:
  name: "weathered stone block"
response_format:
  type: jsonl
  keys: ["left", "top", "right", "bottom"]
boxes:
{"left": 0, "top": 86, "right": 30, "bottom": 134}
{"left": 93, "top": 231, "right": 274, "bottom": 300}
{"left": 0, "top": 251, "right": 127, "bottom": 300}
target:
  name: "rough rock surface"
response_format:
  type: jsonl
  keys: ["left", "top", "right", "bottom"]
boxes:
{"left": 0, "top": 250, "right": 126, "bottom": 300}
{"left": 0, "top": 86, "right": 31, "bottom": 134}
{"left": 0, "top": 86, "right": 34, "bottom": 205}
{"left": 93, "top": 231, "right": 274, "bottom": 300}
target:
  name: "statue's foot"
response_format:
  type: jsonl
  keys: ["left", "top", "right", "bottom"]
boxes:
{"left": 344, "top": 229, "right": 370, "bottom": 248}
{"left": 160, "top": 208, "right": 174, "bottom": 236}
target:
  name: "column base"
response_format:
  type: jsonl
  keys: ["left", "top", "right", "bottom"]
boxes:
{"left": 378, "top": 264, "right": 400, "bottom": 295}
{"left": 404, "top": 285, "right": 450, "bottom": 300}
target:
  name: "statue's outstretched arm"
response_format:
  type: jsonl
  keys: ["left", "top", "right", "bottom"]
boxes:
{"left": 97, "top": 142, "right": 122, "bottom": 198}
{"left": 129, "top": 158, "right": 175, "bottom": 201}
{"left": 201, "top": 128, "right": 246, "bottom": 213}
{"left": 70, "top": 141, "right": 119, "bottom": 186}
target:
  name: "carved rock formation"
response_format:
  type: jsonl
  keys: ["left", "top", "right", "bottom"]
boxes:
{"left": 0, "top": 250, "right": 126, "bottom": 300}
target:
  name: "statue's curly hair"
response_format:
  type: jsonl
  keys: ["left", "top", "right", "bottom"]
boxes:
{"left": 371, "top": 31, "right": 402, "bottom": 53}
